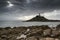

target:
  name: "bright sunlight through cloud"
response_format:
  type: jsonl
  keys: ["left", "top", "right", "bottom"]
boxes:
{"left": 7, "top": 1, "right": 14, "bottom": 7}
{"left": 17, "top": 15, "right": 36, "bottom": 20}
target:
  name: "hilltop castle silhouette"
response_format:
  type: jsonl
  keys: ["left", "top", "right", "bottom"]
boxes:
{"left": 25, "top": 13, "right": 60, "bottom": 22}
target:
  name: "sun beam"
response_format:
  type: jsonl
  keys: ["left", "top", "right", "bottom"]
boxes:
{"left": 17, "top": 15, "right": 35, "bottom": 20}
{"left": 7, "top": 1, "right": 14, "bottom": 7}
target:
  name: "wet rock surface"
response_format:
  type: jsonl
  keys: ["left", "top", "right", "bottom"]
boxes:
{"left": 0, "top": 25, "right": 60, "bottom": 40}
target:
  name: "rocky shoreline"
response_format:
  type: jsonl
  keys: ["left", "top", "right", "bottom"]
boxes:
{"left": 0, "top": 24, "right": 60, "bottom": 40}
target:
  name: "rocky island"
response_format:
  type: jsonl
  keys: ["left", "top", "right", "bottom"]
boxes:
{"left": 26, "top": 13, "right": 60, "bottom": 22}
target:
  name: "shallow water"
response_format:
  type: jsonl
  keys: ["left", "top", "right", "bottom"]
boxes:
{"left": 0, "top": 20, "right": 60, "bottom": 28}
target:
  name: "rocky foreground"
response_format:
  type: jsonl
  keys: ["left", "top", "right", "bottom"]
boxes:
{"left": 0, "top": 25, "right": 60, "bottom": 40}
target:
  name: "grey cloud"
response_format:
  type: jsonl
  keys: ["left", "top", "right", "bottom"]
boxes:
{"left": 1, "top": 0, "right": 60, "bottom": 13}
{"left": 12, "top": 0, "right": 60, "bottom": 9}
{"left": 0, "top": 0, "right": 8, "bottom": 7}
{"left": 0, "top": 0, "right": 60, "bottom": 20}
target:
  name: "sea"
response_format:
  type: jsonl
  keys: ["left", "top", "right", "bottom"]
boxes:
{"left": 0, "top": 20, "right": 60, "bottom": 28}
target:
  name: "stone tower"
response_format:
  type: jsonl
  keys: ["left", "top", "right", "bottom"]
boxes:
{"left": 39, "top": 13, "right": 41, "bottom": 16}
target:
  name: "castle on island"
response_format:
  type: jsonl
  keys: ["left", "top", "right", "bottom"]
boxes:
{"left": 26, "top": 13, "right": 60, "bottom": 22}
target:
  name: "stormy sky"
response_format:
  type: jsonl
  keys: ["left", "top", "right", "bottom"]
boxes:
{"left": 0, "top": 0, "right": 60, "bottom": 20}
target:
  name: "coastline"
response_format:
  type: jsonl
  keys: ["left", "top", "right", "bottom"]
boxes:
{"left": 0, "top": 25, "right": 60, "bottom": 40}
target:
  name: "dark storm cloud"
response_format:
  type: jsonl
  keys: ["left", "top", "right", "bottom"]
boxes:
{"left": 39, "top": 0, "right": 60, "bottom": 8}
{"left": 1, "top": 0, "right": 60, "bottom": 10}
{"left": 11, "top": 0, "right": 60, "bottom": 10}
{"left": 0, "top": 0, "right": 9, "bottom": 13}
{"left": 0, "top": 0, "right": 60, "bottom": 20}
{"left": 0, "top": 0, "right": 8, "bottom": 7}
{"left": 0, "top": 0, "right": 60, "bottom": 13}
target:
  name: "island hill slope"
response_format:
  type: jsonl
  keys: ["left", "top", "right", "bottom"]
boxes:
{"left": 26, "top": 13, "right": 60, "bottom": 22}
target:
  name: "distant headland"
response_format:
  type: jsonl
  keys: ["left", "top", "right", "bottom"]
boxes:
{"left": 25, "top": 13, "right": 60, "bottom": 22}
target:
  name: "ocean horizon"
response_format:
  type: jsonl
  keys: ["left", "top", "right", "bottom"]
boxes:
{"left": 0, "top": 20, "right": 60, "bottom": 28}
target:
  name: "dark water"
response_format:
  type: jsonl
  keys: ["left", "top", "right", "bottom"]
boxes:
{"left": 0, "top": 20, "right": 60, "bottom": 28}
